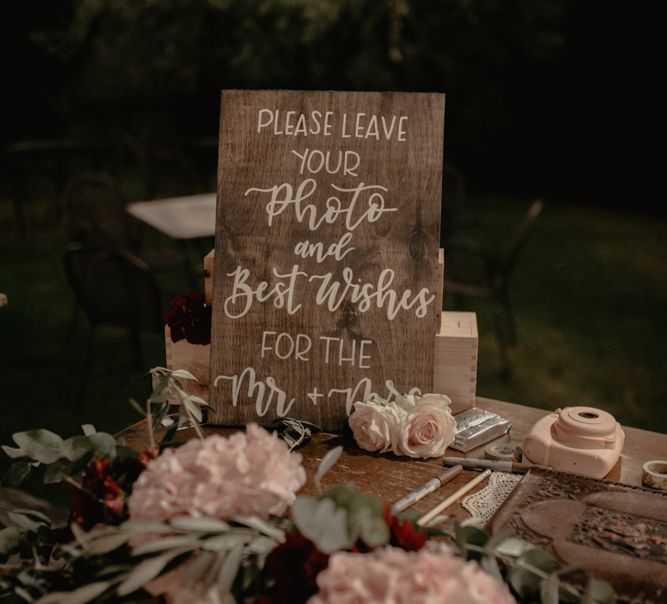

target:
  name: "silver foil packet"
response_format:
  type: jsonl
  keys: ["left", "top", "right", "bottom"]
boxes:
{"left": 451, "top": 408, "right": 512, "bottom": 452}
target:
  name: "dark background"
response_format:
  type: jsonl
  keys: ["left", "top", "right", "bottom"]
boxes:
{"left": 2, "top": 0, "right": 665, "bottom": 213}
{"left": 0, "top": 1, "right": 665, "bottom": 442}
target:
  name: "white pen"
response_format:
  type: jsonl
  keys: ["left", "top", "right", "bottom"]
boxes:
{"left": 391, "top": 465, "right": 463, "bottom": 514}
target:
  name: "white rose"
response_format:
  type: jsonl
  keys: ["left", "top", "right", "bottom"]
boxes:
{"left": 349, "top": 401, "right": 402, "bottom": 453}
{"left": 397, "top": 397, "right": 456, "bottom": 458}
{"left": 394, "top": 393, "right": 418, "bottom": 413}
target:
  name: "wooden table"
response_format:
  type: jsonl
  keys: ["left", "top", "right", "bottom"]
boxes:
{"left": 126, "top": 193, "right": 216, "bottom": 240}
{"left": 118, "top": 397, "right": 667, "bottom": 523}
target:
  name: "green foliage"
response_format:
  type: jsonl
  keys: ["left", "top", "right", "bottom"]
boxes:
{"left": 1, "top": 424, "right": 123, "bottom": 488}
{"left": 292, "top": 483, "right": 390, "bottom": 554}
{"left": 450, "top": 523, "right": 618, "bottom": 604}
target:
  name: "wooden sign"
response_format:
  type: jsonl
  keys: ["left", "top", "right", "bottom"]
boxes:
{"left": 210, "top": 90, "right": 445, "bottom": 430}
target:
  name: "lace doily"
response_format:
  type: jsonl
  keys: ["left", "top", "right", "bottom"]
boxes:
{"left": 461, "top": 471, "right": 522, "bottom": 526}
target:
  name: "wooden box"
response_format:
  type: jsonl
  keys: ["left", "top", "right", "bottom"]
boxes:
{"left": 433, "top": 311, "right": 478, "bottom": 414}
{"left": 164, "top": 326, "right": 210, "bottom": 400}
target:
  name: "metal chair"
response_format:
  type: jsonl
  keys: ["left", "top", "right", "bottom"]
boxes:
{"left": 63, "top": 243, "right": 164, "bottom": 407}
{"left": 62, "top": 173, "right": 141, "bottom": 250}
{"left": 444, "top": 198, "right": 545, "bottom": 372}
{"left": 62, "top": 172, "right": 196, "bottom": 289}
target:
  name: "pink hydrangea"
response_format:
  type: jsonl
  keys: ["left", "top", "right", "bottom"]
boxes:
{"left": 308, "top": 546, "right": 516, "bottom": 604}
{"left": 128, "top": 424, "right": 306, "bottom": 521}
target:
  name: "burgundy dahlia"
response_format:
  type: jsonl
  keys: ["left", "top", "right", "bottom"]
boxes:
{"left": 165, "top": 292, "right": 212, "bottom": 345}
{"left": 260, "top": 533, "right": 330, "bottom": 604}
{"left": 384, "top": 504, "right": 427, "bottom": 551}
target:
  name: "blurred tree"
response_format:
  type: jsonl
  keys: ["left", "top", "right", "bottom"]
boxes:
{"left": 6, "top": 0, "right": 663, "bottom": 209}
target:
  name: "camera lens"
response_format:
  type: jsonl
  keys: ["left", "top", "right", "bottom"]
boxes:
{"left": 579, "top": 411, "right": 599, "bottom": 419}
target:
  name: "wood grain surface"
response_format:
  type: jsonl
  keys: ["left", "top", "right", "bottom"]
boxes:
{"left": 117, "top": 398, "right": 667, "bottom": 523}
{"left": 209, "top": 90, "right": 445, "bottom": 429}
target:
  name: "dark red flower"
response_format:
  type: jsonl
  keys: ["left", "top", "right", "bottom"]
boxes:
{"left": 384, "top": 504, "right": 427, "bottom": 551}
{"left": 165, "top": 292, "right": 212, "bottom": 345}
{"left": 138, "top": 447, "right": 158, "bottom": 466}
{"left": 261, "top": 533, "right": 329, "bottom": 604}
{"left": 69, "top": 458, "right": 127, "bottom": 530}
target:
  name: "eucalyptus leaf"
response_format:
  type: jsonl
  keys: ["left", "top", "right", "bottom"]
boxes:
{"left": 0, "top": 527, "right": 20, "bottom": 554}
{"left": 81, "top": 424, "right": 96, "bottom": 436}
{"left": 34, "top": 581, "right": 111, "bottom": 604}
{"left": 132, "top": 535, "right": 201, "bottom": 556}
{"left": 62, "top": 436, "right": 92, "bottom": 462}
{"left": 86, "top": 532, "right": 132, "bottom": 556}
{"left": 160, "top": 421, "right": 180, "bottom": 448}
{"left": 12, "top": 430, "right": 64, "bottom": 464}
{"left": 151, "top": 401, "right": 170, "bottom": 432}
{"left": 119, "top": 519, "right": 174, "bottom": 534}
{"left": 1, "top": 445, "right": 24, "bottom": 459}
{"left": 218, "top": 543, "right": 243, "bottom": 594}
{"left": 246, "top": 535, "right": 279, "bottom": 555}
{"left": 43, "top": 459, "right": 72, "bottom": 484}
{"left": 181, "top": 550, "right": 217, "bottom": 589}
{"left": 129, "top": 397, "right": 146, "bottom": 416}
{"left": 481, "top": 554, "right": 503, "bottom": 581}
{"left": 8, "top": 509, "right": 51, "bottom": 531}
{"left": 169, "top": 516, "right": 230, "bottom": 533}
{"left": 348, "top": 506, "right": 389, "bottom": 547}
{"left": 232, "top": 516, "right": 285, "bottom": 542}
{"left": 454, "top": 523, "right": 489, "bottom": 554}
{"left": 3, "top": 460, "right": 32, "bottom": 486}
{"left": 187, "top": 394, "right": 208, "bottom": 407}
{"left": 116, "top": 547, "right": 191, "bottom": 596}
{"left": 494, "top": 536, "right": 534, "bottom": 558}
{"left": 484, "top": 527, "right": 514, "bottom": 552}
{"left": 86, "top": 432, "right": 117, "bottom": 456}
{"left": 292, "top": 497, "right": 351, "bottom": 553}
{"left": 15, "top": 585, "right": 33, "bottom": 602}
{"left": 509, "top": 563, "right": 540, "bottom": 598}
{"left": 202, "top": 534, "right": 251, "bottom": 552}
{"left": 315, "top": 446, "right": 343, "bottom": 494}
{"left": 183, "top": 398, "right": 204, "bottom": 422}
{"left": 582, "top": 577, "right": 618, "bottom": 604}
{"left": 171, "top": 369, "right": 198, "bottom": 381}
{"left": 70, "top": 522, "right": 90, "bottom": 546}
{"left": 540, "top": 573, "right": 560, "bottom": 604}
{"left": 520, "top": 548, "right": 558, "bottom": 574}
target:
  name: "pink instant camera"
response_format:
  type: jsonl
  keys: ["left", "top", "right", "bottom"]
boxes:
{"left": 523, "top": 406, "right": 625, "bottom": 479}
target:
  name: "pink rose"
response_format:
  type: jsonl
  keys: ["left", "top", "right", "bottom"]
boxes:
{"left": 397, "top": 394, "right": 455, "bottom": 458}
{"left": 348, "top": 401, "right": 402, "bottom": 453}
{"left": 128, "top": 424, "right": 306, "bottom": 522}
{"left": 308, "top": 546, "right": 516, "bottom": 604}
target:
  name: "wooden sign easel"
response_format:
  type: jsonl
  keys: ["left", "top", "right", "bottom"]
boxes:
{"left": 208, "top": 90, "right": 448, "bottom": 430}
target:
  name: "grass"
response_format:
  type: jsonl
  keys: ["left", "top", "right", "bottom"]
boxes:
{"left": 454, "top": 196, "right": 667, "bottom": 432}
{"left": 0, "top": 194, "right": 665, "bottom": 454}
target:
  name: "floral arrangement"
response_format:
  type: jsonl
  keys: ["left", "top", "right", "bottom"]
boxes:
{"left": 0, "top": 369, "right": 617, "bottom": 604}
{"left": 165, "top": 293, "right": 212, "bottom": 345}
{"left": 349, "top": 392, "right": 456, "bottom": 458}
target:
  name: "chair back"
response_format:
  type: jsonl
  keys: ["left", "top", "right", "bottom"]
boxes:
{"left": 503, "top": 198, "right": 545, "bottom": 284}
{"left": 62, "top": 173, "right": 138, "bottom": 249}
{"left": 63, "top": 243, "right": 162, "bottom": 333}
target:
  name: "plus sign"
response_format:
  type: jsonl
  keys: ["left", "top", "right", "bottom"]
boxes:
{"left": 307, "top": 387, "right": 324, "bottom": 406}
